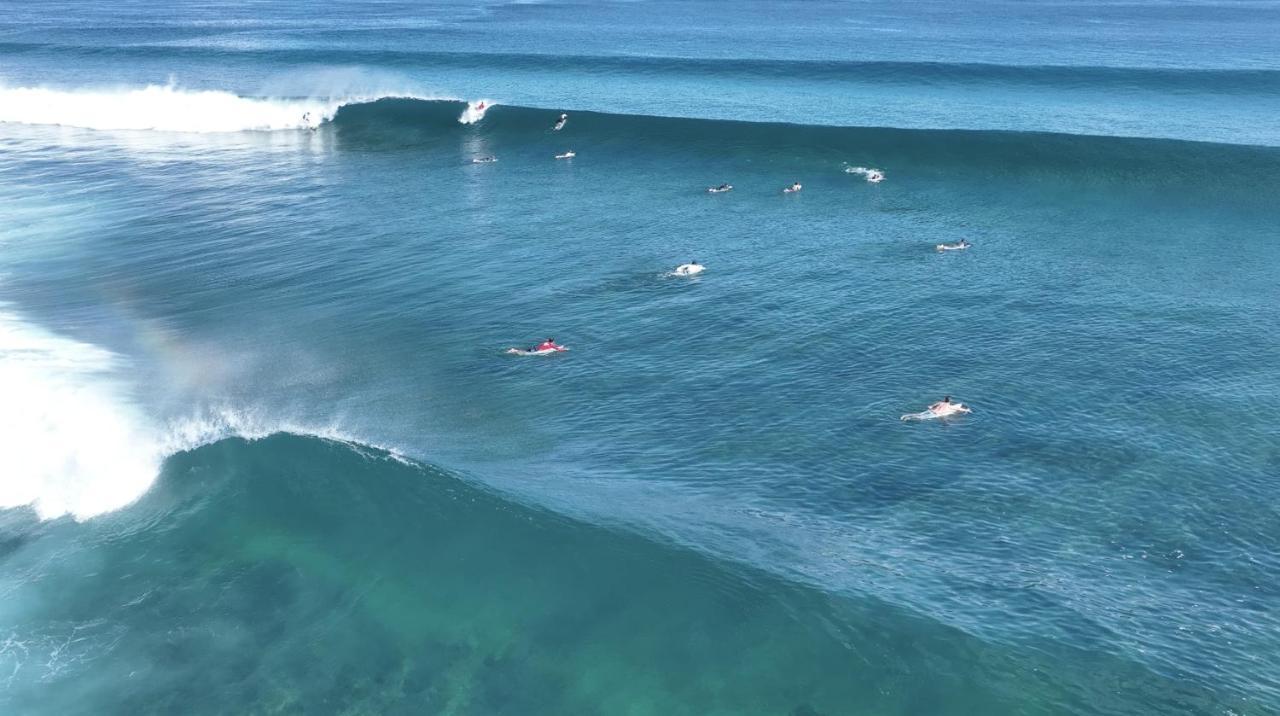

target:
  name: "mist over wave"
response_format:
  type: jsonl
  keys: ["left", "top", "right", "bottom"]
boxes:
{"left": 0, "top": 308, "right": 395, "bottom": 521}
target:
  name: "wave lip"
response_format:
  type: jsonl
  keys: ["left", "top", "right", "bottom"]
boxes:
{"left": 0, "top": 83, "right": 452, "bottom": 134}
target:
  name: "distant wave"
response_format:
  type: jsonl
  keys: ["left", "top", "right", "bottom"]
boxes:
{"left": 5, "top": 83, "right": 1280, "bottom": 189}
{"left": 0, "top": 83, "right": 452, "bottom": 133}
{"left": 3, "top": 79, "right": 1280, "bottom": 153}
{"left": 4, "top": 42, "right": 1279, "bottom": 93}
{"left": 4, "top": 47, "right": 1279, "bottom": 143}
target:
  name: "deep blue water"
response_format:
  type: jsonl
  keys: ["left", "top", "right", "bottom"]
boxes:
{"left": 2, "top": 2, "right": 1279, "bottom": 714}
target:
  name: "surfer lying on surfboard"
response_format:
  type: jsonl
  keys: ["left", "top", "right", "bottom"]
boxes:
{"left": 901, "top": 395, "right": 972, "bottom": 421}
{"left": 506, "top": 338, "right": 568, "bottom": 356}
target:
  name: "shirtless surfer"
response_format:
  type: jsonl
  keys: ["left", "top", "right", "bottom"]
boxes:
{"left": 927, "top": 396, "right": 971, "bottom": 417}
{"left": 901, "top": 396, "right": 972, "bottom": 421}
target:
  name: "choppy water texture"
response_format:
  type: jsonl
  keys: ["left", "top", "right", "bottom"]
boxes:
{"left": 2, "top": 2, "right": 1279, "bottom": 714}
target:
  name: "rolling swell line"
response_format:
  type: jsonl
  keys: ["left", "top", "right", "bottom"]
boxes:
{"left": 7, "top": 80, "right": 1280, "bottom": 162}
{"left": 4, "top": 41, "right": 1280, "bottom": 95}
{"left": 4, "top": 85, "right": 1279, "bottom": 195}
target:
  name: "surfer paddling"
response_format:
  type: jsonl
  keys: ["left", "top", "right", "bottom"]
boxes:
{"left": 927, "top": 396, "right": 970, "bottom": 416}
{"left": 505, "top": 338, "right": 567, "bottom": 356}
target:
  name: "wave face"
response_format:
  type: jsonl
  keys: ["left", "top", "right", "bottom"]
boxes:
{"left": 322, "top": 98, "right": 1280, "bottom": 195}
{"left": 0, "top": 434, "right": 1236, "bottom": 715}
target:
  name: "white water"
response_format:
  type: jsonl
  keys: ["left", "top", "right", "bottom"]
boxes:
{"left": 669, "top": 263, "right": 705, "bottom": 277}
{"left": 0, "top": 310, "right": 161, "bottom": 520}
{"left": 458, "top": 99, "right": 493, "bottom": 125}
{"left": 844, "top": 165, "right": 885, "bottom": 182}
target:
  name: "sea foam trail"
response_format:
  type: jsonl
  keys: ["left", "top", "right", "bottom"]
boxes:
{"left": 0, "top": 84, "right": 449, "bottom": 133}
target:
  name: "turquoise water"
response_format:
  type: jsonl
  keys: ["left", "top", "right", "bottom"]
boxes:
{"left": 2, "top": 2, "right": 1280, "bottom": 714}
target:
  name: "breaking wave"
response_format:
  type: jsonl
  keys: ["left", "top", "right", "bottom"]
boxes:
{"left": 0, "top": 307, "right": 392, "bottom": 521}
{"left": 0, "top": 82, "right": 454, "bottom": 133}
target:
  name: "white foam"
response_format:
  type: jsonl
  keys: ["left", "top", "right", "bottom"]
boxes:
{"left": 670, "top": 263, "right": 705, "bottom": 277}
{"left": 0, "top": 310, "right": 160, "bottom": 520}
{"left": 458, "top": 99, "right": 493, "bottom": 125}
{"left": 844, "top": 165, "right": 885, "bottom": 182}
{"left": 0, "top": 82, "right": 445, "bottom": 134}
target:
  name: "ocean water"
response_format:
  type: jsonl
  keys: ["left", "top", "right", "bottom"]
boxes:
{"left": 2, "top": 1, "right": 1280, "bottom": 714}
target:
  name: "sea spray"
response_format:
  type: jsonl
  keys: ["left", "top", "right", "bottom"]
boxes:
{"left": 458, "top": 99, "right": 494, "bottom": 124}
